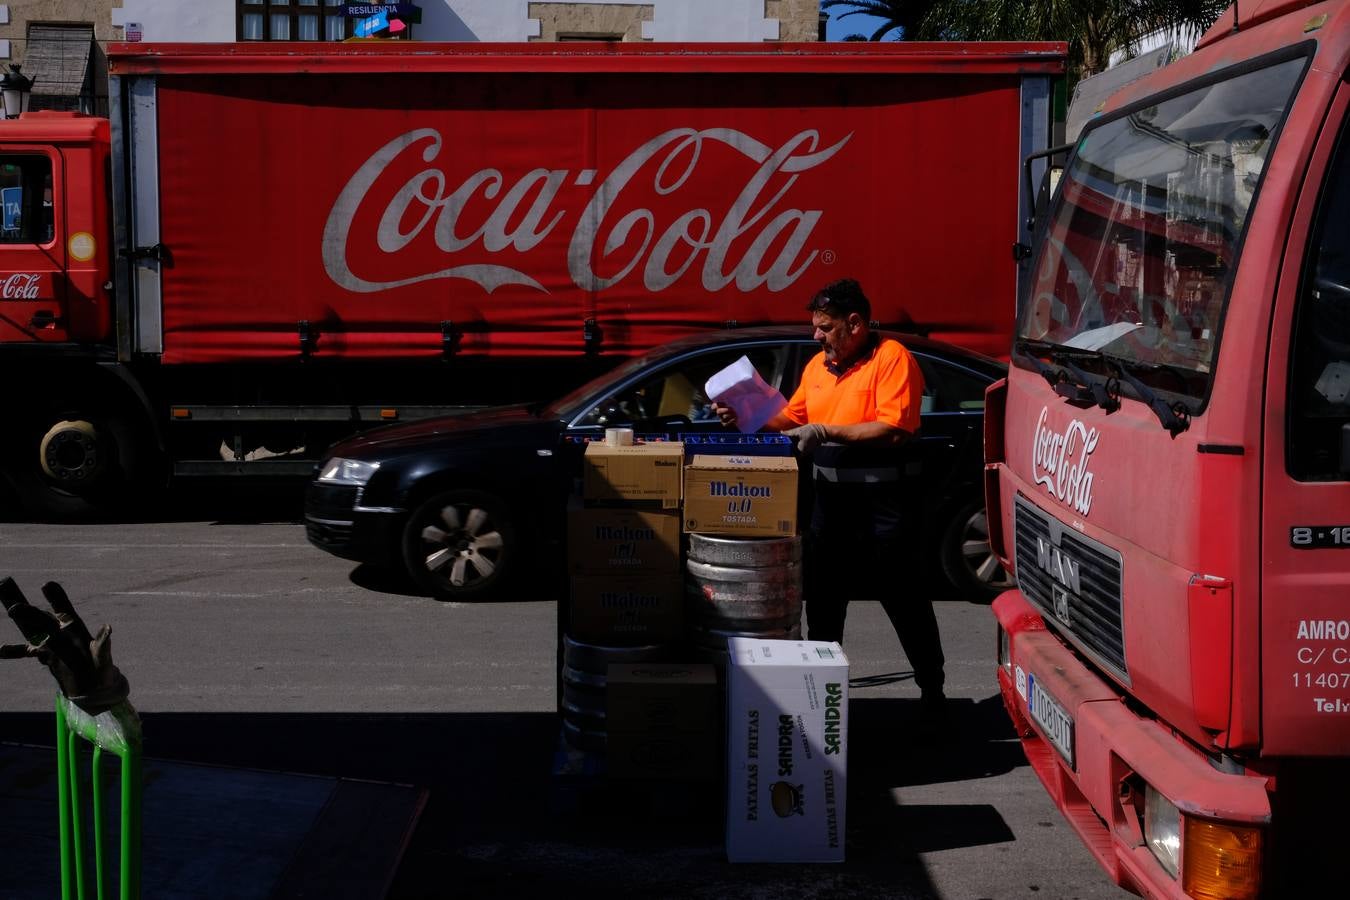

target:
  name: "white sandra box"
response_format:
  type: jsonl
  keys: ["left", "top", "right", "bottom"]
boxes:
{"left": 725, "top": 638, "right": 848, "bottom": 863}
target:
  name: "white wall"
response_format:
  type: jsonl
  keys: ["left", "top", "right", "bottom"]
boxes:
{"left": 113, "top": 0, "right": 236, "bottom": 42}
{"left": 113, "top": 0, "right": 786, "bottom": 42}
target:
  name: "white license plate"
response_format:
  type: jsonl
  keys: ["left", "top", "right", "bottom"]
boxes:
{"left": 1027, "top": 673, "right": 1075, "bottom": 768}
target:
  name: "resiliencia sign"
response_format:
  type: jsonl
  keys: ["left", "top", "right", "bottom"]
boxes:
{"left": 343, "top": 4, "right": 420, "bottom": 17}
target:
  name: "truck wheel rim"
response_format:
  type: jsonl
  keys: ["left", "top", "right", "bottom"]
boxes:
{"left": 418, "top": 503, "right": 505, "bottom": 588}
{"left": 962, "top": 507, "right": 1013, "bottom": 589}
{"left": 39, "top": 420, "right": 103, "bottom": 485}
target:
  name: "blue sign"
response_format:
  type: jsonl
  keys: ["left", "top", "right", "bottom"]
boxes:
{"left": 353, "top": 10, "right": 389, "bottom": 37}
{"left": 1, "top": 187, "right": 20, "bottom": 230}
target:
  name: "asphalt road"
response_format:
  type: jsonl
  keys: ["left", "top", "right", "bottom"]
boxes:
{"left": 0, "top": 486, "right": 1133, "bottom": 900}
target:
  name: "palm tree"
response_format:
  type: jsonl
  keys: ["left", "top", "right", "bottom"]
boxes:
{"left": 823, "top": 0, "right": 1227, "bottom": 80}
{"left": 919, "top": 0, "right": 1226, "bottom": 77}
{"left": 821, "top": 0, "right": 937, "bottom": 42}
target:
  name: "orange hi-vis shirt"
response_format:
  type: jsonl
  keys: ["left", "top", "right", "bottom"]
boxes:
{"left": 782, "top": 336, "right": 923, "bottom": 432}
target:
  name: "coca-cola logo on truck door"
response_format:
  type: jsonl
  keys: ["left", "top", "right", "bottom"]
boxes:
{"left": 1032, "top": 406, "right": 1099, "bottom": 516}
{"left": 321, "top": 127, "right": 851, "bottom": 295}
{"left": 0, "top": 273, "right": 44, "bottom": 299}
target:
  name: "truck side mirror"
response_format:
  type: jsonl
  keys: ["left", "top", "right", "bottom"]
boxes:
{"left": 1022, "top": 143, "right": 1073, "bottom": 233}
{"left": 1032, "top": 165, "right": 1064, "bottom": 226}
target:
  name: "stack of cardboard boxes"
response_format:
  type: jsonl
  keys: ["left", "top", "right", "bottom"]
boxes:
{"left": 570, "top": 442, "right": 684, "bottom": 644}
{"left": 569, "top": 440, "right": 719, "bottom": 779}
{"left": 563, "top": 436, "right": 850, "bottom": 860}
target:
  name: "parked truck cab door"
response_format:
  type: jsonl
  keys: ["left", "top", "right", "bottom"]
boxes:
{"left": 1263, "top": 80, "right": 1350, "bottom": 758}
{"left": 0, "top": 146, "right": 67, "bottom": 342}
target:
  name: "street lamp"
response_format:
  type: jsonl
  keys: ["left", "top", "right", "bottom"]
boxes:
{"left": 1, "top": 65, "right": 34, "bottom": 119}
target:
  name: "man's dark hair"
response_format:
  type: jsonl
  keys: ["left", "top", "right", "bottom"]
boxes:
{"left": 807, "top": 278, "right": 871, "bottom": 321}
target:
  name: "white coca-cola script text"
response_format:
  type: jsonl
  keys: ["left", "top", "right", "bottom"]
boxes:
{"left": 0, "top": 273, "right": 42, "bottom": 299}
{"left": 322, "top": 127, "right": 850, "bottom": 294}
{"left": 1032, "top": 406, "right": 1099, "bottom": 516}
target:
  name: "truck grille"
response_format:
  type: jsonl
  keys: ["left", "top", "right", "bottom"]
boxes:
{"left": 1014, "top": 494, "right": 1126, "bottom": 680}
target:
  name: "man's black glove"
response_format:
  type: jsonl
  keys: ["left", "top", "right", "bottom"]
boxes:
{"left": 1, "top": 578, "right": 130, "bottom": 714}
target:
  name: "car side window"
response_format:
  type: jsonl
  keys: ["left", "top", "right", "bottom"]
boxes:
{"left": 1289, "top": 117, "right": 1350, "bottom": 481}
{"left": 913, "top": 354, "right": 989, "bottom": 414}
{"left": 579, "top": 346, "right": 787, "bottom": 427}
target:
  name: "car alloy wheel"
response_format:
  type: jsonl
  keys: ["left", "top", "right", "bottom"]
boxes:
{"left": 940, "top": 498, "right": 1015, "bottom": 602}
{"left": 403, "top": 489, "right": 515, "bottom": 599}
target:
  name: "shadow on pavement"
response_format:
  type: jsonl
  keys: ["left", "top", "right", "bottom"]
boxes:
{"left": 1, "top": 691, "right": 1027, "bottom": 900}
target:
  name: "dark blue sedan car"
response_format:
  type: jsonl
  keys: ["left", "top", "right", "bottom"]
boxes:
{"left": 305, "top": 327, "right": 1009, "bottom": 602}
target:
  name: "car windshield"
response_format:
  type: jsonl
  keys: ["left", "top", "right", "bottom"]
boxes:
{"left": 1017, "top": 56, "right": 1305, "bottom": 404}
{"left": 543, "top": 339, "right": 743, "bottom": 421}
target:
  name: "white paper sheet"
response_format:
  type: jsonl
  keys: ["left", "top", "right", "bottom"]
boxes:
{"left": 704, "top": 355, "right": 787, "bottom": 434}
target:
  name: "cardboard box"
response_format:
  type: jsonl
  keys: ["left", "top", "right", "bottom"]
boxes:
{"left": 583, "top": 442, "right": 684, "bottom": 508}
{"left": 725, "top": 638, "right": 848, "bottom": 863}
{"left": 567, "top": 508, "right": 681, "bottom": 574}
{"left": 608, "top": 663, "right": 719, "bottom": 734}
{"left": 607, "top": 663, "right": 720, "bottom": 780}
{"left": 683, "top": 454, "right": 798, "bottom": 537}
{"left": 569, "top": 574, "right": 682, "bottom": 643}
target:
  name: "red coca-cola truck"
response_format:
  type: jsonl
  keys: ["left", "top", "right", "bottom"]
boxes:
{"left": 989, "top": 1, "right": 1350, "bottom": 897}
{"left": 0, "top": 41, "right": 1063, "bottom": 517}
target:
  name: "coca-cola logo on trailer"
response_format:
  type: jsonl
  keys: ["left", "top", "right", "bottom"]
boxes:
{"left": 1032, "top": 406, "right": 1099, "bottom": 516}
{"left": 321, "top": 127, "right": 851, "bottom": 295}
{"left": 0, "top": 273, "right": 42, "bottom": 299}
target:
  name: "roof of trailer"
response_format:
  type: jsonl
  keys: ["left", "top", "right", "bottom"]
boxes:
{"left": 107, "top": 41, "right": 1066, "bottom": 77}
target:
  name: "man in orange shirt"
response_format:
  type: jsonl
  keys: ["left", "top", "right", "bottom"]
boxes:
{"left": 715, "top": 278, "right": 947, "bottom": 718}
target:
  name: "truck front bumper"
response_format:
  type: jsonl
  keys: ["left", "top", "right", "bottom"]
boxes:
{"left": 992, "top": 590, "right": 1271, "bottom": 899}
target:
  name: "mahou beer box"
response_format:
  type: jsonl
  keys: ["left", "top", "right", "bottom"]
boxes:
{"left": 566, "top": 508, "right": 681, "bottom": 575}
{"left": 725, "top": 638, "right": 848, "bottom": 863}
{"left": 683, "top": 454, "right": 797, "bottom": 537}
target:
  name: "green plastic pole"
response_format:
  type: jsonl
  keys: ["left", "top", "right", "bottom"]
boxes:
{"left": 122, "top": 751, "right": 141, "bottom": 900}
{"left": 67, "top": 726, "right": 86, "bottom": 900}
{"left": 93, "top": 745, "right": 106, "bottom": 900}
{"left": 55, "top": 694, "right": 143, "bottom": 900}
{"left": 55, "top": 697, "right": 73, "bottom": 900}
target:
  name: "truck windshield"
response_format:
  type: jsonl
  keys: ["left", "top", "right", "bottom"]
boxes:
{"left": 1018, "top": 56, "right": 1306, "bottom": 406}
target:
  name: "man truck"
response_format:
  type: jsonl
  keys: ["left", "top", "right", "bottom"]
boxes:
{"left": 988, "top": 1, "right": 1349, "bottom": 897}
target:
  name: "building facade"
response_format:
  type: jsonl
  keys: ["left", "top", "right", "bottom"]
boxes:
{"left": 0, "top": 1, "right": 820, "bottom": 115}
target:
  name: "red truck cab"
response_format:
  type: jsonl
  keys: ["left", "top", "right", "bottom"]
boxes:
{"left": 989, "top": 1, "right": 1350, "bottom": 897}
{"left": 0, "top": 112, "right": 111, "bottom": 345}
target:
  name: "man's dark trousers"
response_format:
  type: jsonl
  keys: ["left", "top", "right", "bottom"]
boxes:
{"left": 803, "top": 476, "right": 946, "bottom": 696}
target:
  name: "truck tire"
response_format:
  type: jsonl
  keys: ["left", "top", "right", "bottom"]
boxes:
{"left": 8, "top": 407, "right": 156, "bottom": 521}
{"left": 939, "top": 497, "right": 1015, "bottom": 603}
{"left": 401, "top": 489, "right": 517, "bottom": 601}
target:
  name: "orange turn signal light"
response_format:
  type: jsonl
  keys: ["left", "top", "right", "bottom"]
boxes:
{"left": 380, "top": 408, "right": 398, "bottom": 420}
{"left": 1182, "top": 817, "right": 1262, "bottom": 900}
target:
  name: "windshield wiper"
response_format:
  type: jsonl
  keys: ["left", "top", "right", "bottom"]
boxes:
{"left": 1014, "top": 339, "right": 1121, "bottom": 413}
{"left": 1102, "top": 355, "right": 1192, "bottom": 437}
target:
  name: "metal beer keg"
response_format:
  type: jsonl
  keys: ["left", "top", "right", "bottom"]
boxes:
{"left": 560, "top": 634, "right": 667, "bottom": 751}
{"left": 685, "top": 535, "right": 803, "bottom": 668}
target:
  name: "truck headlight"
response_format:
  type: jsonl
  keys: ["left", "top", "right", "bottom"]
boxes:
{"left": 1143, "top": 783, "right": 1263, "bottom": 899}
{"left": 1144, "top": 784, "right": 1182, "bottom": 878}
{"left": 317, "top": 457, "right": 380, "bottom": 486}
